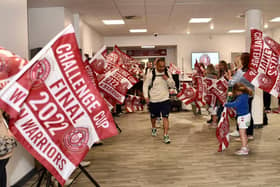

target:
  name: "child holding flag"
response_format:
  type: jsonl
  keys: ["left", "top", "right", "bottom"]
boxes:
{"left": 224, "top": 83, "right": 253, "bottom": 155}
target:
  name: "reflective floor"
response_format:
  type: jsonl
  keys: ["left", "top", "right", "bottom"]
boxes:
{"left": 24, "top": 108, "right": 280, "bottom": 187}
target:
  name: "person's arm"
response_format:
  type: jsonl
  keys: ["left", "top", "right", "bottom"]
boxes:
{"left": 228, "top": 70, "right": 243, "bottom": 87}
{"left": 143, "top": 71, "right": 153, "bottom": 103}
{"left": 224, "top": 95, "right": 242, "bottom": 108}
{"left": 163, "top": 71, "right": 176, "bottom": 88}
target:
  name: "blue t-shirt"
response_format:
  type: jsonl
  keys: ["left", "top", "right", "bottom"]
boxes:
{"left": 224, "top": 93, "right": 249, "bottom": 116}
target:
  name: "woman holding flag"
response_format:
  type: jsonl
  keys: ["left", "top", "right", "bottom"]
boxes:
{"left": 228, "top": 53, "right": 255, "bottom": 141}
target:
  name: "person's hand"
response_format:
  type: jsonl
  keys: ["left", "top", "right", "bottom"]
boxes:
{"left": 145, "top": 97, "right": 149, "bottom": 104}
{"left": 7, "top": 130, "right": 14, "bottom": 137}
{"left": 228, "top": 92, "right": 233, "bottom": 96}
{"left": 162, "top": 74, "right": 168, "bottom": 80}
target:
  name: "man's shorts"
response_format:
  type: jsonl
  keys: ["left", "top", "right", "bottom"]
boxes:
{"left": 237, "top": 113, "right": 251, "bottom": 129}
{"left": 149, "top": 100, "right": 170, "bottom": 119}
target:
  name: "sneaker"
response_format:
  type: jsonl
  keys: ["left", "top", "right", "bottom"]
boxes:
{"left": 235, "top": 147, "right": 249, "bottom": 155}
{"left": 229, "top": 130, "right": 240, "bottom": 137}
{"left": 65, "top": 178, "right": 74, "bottom": 186}
{"left": 152, "top": 128, "right": 157, "bottom": 136}
{"left": 234, "top": 137, "right": 241, "bottom": 141}
{"left": 80, "top": 161, "right": 91, "bottom": 167}
{"left": 265, "top": 109, "right": 271, "bottom": 113}
{"left": 163, "top": 135, "right": 171, "bottom": 144}
{"left": 248, "top": 136, "right": 254, "bottom": 140}
{"left": 209, "top": 123, "right": 217, "bottom": 128}
{"left": 207, "top": 119, "right": 212, "bottom": 124}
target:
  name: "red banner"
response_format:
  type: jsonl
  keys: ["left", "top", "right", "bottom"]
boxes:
{"left": 176, "top": 83, "right": 196, "bottom": 105}
{"left": 98, "top": 67, "right": 138, "bottom": 104}
{"left": 0, "top": 25, "right": 118, "bottom": 185}
{"left": 125, "top": 95, "right": 134, "bottom": 113}
{"left": 244, "top": 29, "right": 280, "bottom": 97}
{"left": 114, "top": 45, "right": 143, "bottom": 76}
{"left": 169, "top": 63, "right": 182, "bottom": 74}
{"left": 216, "top": 108, "right": 230, "bottom": 152}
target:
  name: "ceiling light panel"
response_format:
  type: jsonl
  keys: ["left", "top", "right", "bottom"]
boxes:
{"left": 129, "top": 29, "right": 147, "bottom": 33}
{"left": 189, "top": 18, "right": 212, "bottom": 23}
{"left": 102, "top": 20, "right": 125, "bottom": 25}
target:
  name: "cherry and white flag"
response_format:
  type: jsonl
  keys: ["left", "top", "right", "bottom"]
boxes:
{"left": 169, "top": 63, "right": 182, "bottom": 74}
{"left": 0, "top": 25, "right": 118, "bottom": 185}
{"left": 125, "top": 95, "right": 134, "bottom": 113}
{"left": 176, "top": 83, "right": 196, "bottom": 105}
{"left": 132, "top": 95, "right": 144, "bottom": 111}
{"left": 98, "top": 67, "right": 138, "bottom": 105}
{"left": 244, "top": 29, "right": 280, "bottom": 97}
{"left": 216, "top": 108, "right": 230, "bottom": 152}
{"left": 113, "top": 45, "right": 143, "bottom": 76}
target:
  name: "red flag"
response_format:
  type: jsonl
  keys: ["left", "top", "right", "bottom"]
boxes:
{"left": 169, "top": 63, "right": 182, "bottom": 74}
{"left": 113, "top": 45, "right": 143, "bottom": 76}
{"left": 244, "top": 29, "right": 280, "bottom": 97}
{"left": 0, "top": 25, "right": 118, "bottom": 185}
{"left": 132, "top": 95, "right": 144, "bottom": 111}
{"left": 125, "top": 95, "right": 134, "bottom": 113}
{"left": 209, "top": 78, "right": 228, "bottom": 104}
{"left": 194, "top": 76, "right": 206, "bottom": 107}
{"left": 216, "top": 108, "right": 230, "bottom": 152}
{"left": 204, "top": 78, "right": 217, "bottom": 106}
{"left": 176, "top": 83, "right": 196, "bottom": 105}
{"left": 98, "top": 67, "right": 138, "bottom": 104}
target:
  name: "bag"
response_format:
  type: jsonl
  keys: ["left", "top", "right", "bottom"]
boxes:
{"left": 0, "top": 136, "right": 17, "bottom": 156}
{"left": 0, "top": 112, "right": 17, "bottom": 157}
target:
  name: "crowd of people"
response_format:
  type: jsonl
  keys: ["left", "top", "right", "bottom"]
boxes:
{"left": 141, "top": 53, "right": 271, "bottom": 156}
{"left": 0, "top": 52, "right": 275, "bottom": 186}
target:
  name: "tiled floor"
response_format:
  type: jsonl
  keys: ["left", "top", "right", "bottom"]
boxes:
{"left": 24, "top": 109, "right": 280, "bottom": 187}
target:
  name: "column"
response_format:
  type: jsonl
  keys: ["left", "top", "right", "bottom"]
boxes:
{"left": 245, "top": 9, "right": 264, "bottom": 128}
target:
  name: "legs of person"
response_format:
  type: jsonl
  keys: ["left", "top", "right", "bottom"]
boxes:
{"left": 235, "top": 114, "right": 250, "bottom": 155}
{"left": 239, "top": 128, "right": 248, "bottom": 148}
{"left": 149, "top": 102, "right": 160, "bottom": 136}
{"left": 0, "top": 158, "right": 9, "bottom": 187}
{"left": 161, "top": 100, "right": 171, "bottom": 143}
{"left": 246, "top": 97, "right": 254, "bottom": 137}
{"left": 151, "top": 117, "right": 157, "bottom": 129}
{"left": 162, "top": 117, "right": 169, "bottom": 136}
{"left": 263, "top": 91, "right": 271, "bottom": 111}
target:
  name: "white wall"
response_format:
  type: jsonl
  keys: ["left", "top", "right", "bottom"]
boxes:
{"left": 0, "top": 0, "right": 35, "bottom": 186}
{"left": 80, "top": 19, "right": 104, "bottom": 57}
{"left": 104, "top": 34, "right": 245, "bottom": 73}
{"left": 28, "top": 7, "right": 104, "bottom": 59}
{"left": 28, "top": 7, "right": 65, "bottom": 50}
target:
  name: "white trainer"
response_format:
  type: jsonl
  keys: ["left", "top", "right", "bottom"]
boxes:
{"left": 80, "top": 161, "right": 91, "bottom": 167}
{"left": 229, "top": 130, "right": 240, "bottom": 137}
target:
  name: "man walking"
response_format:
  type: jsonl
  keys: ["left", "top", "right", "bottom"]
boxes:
{"left": 143, "top": 58, "right": 175, "bottom": 144}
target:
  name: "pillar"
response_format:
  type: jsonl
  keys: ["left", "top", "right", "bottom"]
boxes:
{"left": 245, "top": 9, "right": 264, "bottom": 128}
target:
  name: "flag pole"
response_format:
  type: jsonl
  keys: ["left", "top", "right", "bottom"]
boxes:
{"left": 78, "top": 164, "right": 101, "bottom": 187}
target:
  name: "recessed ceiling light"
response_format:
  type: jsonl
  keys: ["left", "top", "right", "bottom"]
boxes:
{"left": 228, "top": 29, "right": 245, "bottom": 33}
{"left": 210, "top": 23, "right": 214, "bottom": 30}
{"left": 189, "top": 18, "right": 212, "bottom": 23}
{"left": 264, "top": 24, "right": 269, "bottom": 29}
{"left": 141, "top": 45, "right": 155, "bottom": 48}
{"left": 270, "top": 17, "right": 280, "bottom": 22}
{"left": 129, "top": 29, "right": 147, "bottom": 33}
{"left": 102, "top": 20, "right": 125, "bottom": 25}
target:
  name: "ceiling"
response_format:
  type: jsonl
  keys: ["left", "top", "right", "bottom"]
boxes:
{"left": 27, "top": 0, "right": 280, "bottom": 36}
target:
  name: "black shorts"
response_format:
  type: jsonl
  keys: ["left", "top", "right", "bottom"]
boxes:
{"left": 149, "top": 100, "right": 170, "bottom": 119}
